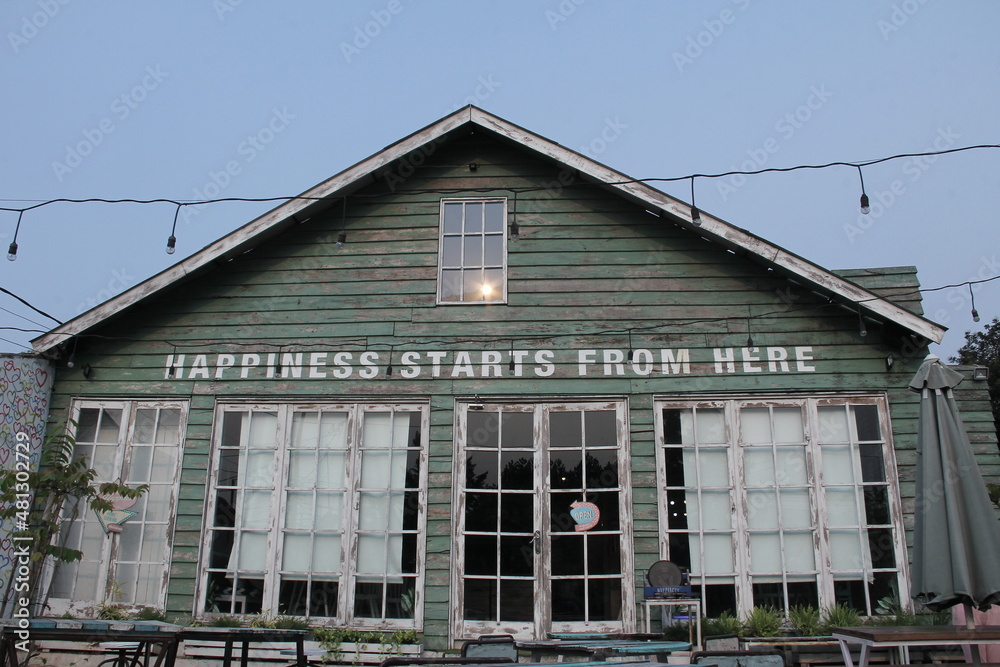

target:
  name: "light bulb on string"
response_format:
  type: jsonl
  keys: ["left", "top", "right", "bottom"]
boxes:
{"left": 746, "top": 315, "right": 755, "bottom": 352}
{"left": 858, "top": 305, "right": 868, "bottom": 337}
{"left": 689, "top": 176, "right": 702, "bottom": 226}
{"left": 970, "top": 284, "right": 981, "bottom": 322}
{"left": 510, "top": 192, "right": 520, "bottom": 241}
{"left": 857, "top": 166, "right": 870, "bottom": 214}
{"left": 386, "top": 347, "right": 394, "bottom": 377}
{"left": 166, "top": 204, "right": 181, "bottom": 255}
{"left": 7, "top": 210, "right": 24, "bottom": 261}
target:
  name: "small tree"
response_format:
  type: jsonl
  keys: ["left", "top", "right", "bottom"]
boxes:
{"left": 950, "top": 316, "right": 1000, "bottom": 440}
{"left": 0, "top": 425, "right": 147, "bottom": 617}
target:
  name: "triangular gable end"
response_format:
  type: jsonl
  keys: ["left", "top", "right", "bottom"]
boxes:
{"left": 31, "top": 106, "right": 946, "bottom": 353}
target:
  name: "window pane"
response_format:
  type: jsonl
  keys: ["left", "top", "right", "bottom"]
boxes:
{"left": 484, "top": 201, "right": 504, "bottom": 233}
{"left": 776, "top": 446, "right": 808, "bottom": 484}
{"left": 821, "top": 445, "right": 855, "bottom": 483}
{"left": 468, "top": 411, "right": 499, "bottom": 448}
{"left": 696, "top": 409, "right": 726, "bottom": 444}
{"left": 441, "top": 269, "right": 462, "bottom": 301}
{"left": 741, "top": 408, "right": 771, "bottom": 444}
{"left": 698, "top": 450, "right": 730, "bottom": 486}
{"left": 750, "top": 533, "right": 781, "bottom": 572}
{"left": 464, "top": 203, "right": 483, "bottom": 232}
{"left": 550, "top": 412, "right": 581, "bottom": 447}
{"left": 135, "top": 409, "right": 156, "bottom": 444}
{"left": 853, "top": 405, "right": 881, "bottom": 441}
{"left": 744, "top": 449, "right": 775, "bottom": 485}
{"left": 585, "top": 411, "right": 617, "bottom": 446}
{"left": 784, "top": 533, "right": 816, "bottom": 570}
{"left": 773, "top": 407, "right": 804, "bottom": 443}
{"left": 703, "top": 534, "right": 735, "bottom": 574}
{"left": 442, "top": 236, "right": 462, "bottom": 267}
{"left": 781, "top": 490, "right": 813, "bottom": 529}
{"left": 830, "top": 530, "right": 864, "bottom": 570}
{"left": 818, "top": 406, "right": 849, "bottom": 442}
{"left": 747, "top": 490, "right": 778, "bottom": 530}
{"left": 464, "top": 268, "right": 483, "bottom": 300}
{"left": 484, "top": 268, "right": 504, "bottom": 301}
{"left": 484, "top": 235, "right": 503, "bottom": 266}
{"left": 501, "top": 412, "right": 532, "bottom": 449}
{"left": 464, "top": 236, "right": 483, "bottom": 266}
{"left": 826, "top": 488, "right": 859, "bottom": 526}
{"left": 696, "top": 491, "right": 732, "bottom": 530}
{"left": 443, "top": 203, "right": 462, "bottom": 233}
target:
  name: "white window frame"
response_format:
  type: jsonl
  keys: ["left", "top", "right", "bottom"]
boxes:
{"left": 199, "top": 401, "right": 428, "bottom": 629}
{"left": 48, "top": 399, "right": 187, "bottom": 615}
{"left": 451, "top": 399, "right": 635, "bottom": 640}
{"left": 653, "top": 393, "right": 909, "bottom": 618}
{"left": 437, "top": 197, "right": 509, "bottom": 305}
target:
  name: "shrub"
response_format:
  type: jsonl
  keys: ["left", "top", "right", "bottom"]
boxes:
{"left": 820, "top": 603, "right": 861, "bottom": 633}
{"left": 788, "top": 605, "right": 821, "bottom": 636}
{"left": 132, "top": 607, "right": 169, "bottom": 622}
{"left": 205, "top": 615, "right": 244, "bottom": 627}
{"left": 702, "top": 610, "right": 744, "bottom": 637}
{"left": 744, "top": 606, "right": 783, "bottom": 637}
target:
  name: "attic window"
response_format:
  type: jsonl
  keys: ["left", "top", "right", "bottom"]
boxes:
{"left": 438, "top": 198, "right": 507, "bottom": 304}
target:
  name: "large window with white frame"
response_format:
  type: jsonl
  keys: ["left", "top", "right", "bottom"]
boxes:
{"left": 438, "top": 198, "right": 508, "bottom": 303}
{"left": 654, "top": 395, "right": 906, "bottom": 618}
{"left": 201, "top": 402, "right": 427, "bottom": 628}
{"left": 49, "top": 400, "right": 187, "bottom": 611}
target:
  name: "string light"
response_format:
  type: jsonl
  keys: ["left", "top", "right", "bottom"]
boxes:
{"left": 337, "top": 197, "right": 347, "bottom": 248}
{"left": 7, "top": 211, "right": 23, "bottom": 261}
{"left": 746, "top": 315, "right": 755, "bottom": 352}
{"left": 689, "top": 176, "right": 701, "bottom": 226}
{"left": 970, "top": 284, "right": 981, "bottom": 322}
{"left": 627, "top": 329, "right": 634, "bottom": 362}
{"left": 508, "top": 340, "right": 516, "bottom": 373}
{"left": 2, "top": 143, "right": 998, "bottom": 260}
{"left": 858, "top": 305, "right": 868, "bottom": 337}
{"left": 385, "top": 346, "right": 394, "bottom": 377}
{"left": 858, "top": 166, "right": 870, "bottom": 215}
{"left": 510, "top": 193, "right": 520, "bottom": 241}
{"left": 166, "top": 204, "right": 181, "bottom": 255}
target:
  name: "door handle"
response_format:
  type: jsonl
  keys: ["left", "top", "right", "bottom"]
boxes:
{"left": 532, "top": 530, "right": 541, "bottom": 555}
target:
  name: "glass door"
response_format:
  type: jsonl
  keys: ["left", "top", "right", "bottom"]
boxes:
{"left": 455, "top": 401, "right": 632, "bottom": 640}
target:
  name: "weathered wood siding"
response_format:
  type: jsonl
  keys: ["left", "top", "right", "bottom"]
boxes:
{"left": 44, "top": 130, "right": 999, "bottom": 648}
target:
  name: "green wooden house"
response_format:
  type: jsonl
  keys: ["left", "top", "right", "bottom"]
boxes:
{"left": 29, "top": 107, "right": 999, "bottom": 649}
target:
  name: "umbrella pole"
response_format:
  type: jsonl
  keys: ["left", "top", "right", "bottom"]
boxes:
{"left": 963, "top": 602, "right": 982, "bottom": 667}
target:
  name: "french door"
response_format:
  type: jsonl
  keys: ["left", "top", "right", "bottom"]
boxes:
{"left": 454, "top": 401, "right": 633, "bottom": 640}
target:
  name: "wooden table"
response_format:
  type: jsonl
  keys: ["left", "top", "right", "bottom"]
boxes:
{"left": 831, "top": 625, "right": 1000, "bottom": 667}
{"left": 0, "top": 619, "right": 181, "bottom": 667}
{"left": 178, "top": 626, "right": 309, "bottom": 667}
{"left": 515, "top": 638, "right": 691, "bottom": 662}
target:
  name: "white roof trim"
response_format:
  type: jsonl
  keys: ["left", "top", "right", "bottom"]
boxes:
{"left": 32, "top": 106, "right": 945, "bottom": 353}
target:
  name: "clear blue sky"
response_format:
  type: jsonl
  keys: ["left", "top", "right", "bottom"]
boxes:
{"left": 2, "top": 1, "right": 997, "bottom": 356}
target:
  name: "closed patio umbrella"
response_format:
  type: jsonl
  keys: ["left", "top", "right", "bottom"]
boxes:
{"left": 909, "top": 355, "right": 1000, "bottom": 664}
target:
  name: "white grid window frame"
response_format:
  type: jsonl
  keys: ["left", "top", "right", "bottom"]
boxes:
{"left": 437, "top": 197, "right": 508, "bottom": 304}
{"left": 200, "top": 401, "right": 428, "bottom": 629}
{"left": 653, "top": 394, "right": 908, "bottom": 618}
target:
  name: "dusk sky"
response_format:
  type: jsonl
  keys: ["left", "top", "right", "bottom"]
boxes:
{"left": 2, "top": 1, "right": 998, "bottom": 356}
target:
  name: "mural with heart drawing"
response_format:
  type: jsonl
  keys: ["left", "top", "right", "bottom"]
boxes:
{"left": 0, "top": 356, "right": 54, "bottom": 605}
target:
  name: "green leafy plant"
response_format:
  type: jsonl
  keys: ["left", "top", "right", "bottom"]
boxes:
{"left": 820, "top": 603, "right": 861, "bottom": 633}
{"left": 96, "top": 602, "right": 131, "bottom": 620}
{"left": 204, "top": 615, "right": 243, "bottom": 627}
{"left": 131, "top": 607, "right": 170, "bottom": 622}
{"left": 788, "top": 605, "right": 821, "bottom": 636}
{"left": 988, "top": 483, "right": 1000, "bottom": 510}
{"left": 744, "top": 605, "right": 783, "bottom": 637}
{"left": 0, "top": 425, "right": 148, "bottom": 616}
{"left": 272, "top": 615, "right": 311, "bottom": 630}
{"left": 702, "top": 610, "right": 744, "bottom": 637}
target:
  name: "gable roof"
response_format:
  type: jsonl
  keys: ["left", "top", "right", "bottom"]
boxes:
{"left": 31, "top": 106, "right": 946, "bottom": 353}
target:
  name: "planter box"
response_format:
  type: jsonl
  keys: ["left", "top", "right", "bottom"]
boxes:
{"left": 183, "top": 639, "right": 423, "bottom": 664}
